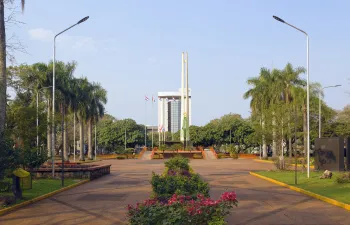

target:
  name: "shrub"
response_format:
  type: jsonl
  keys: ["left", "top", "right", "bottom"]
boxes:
{"left": 114, "top": 146, "right": 125, "bottom": 154}
{"left": 193, "top": 154, "right": 203, "bottom": 159}
{"left": 116, "top": 155, "right": 127, "bottom": 160}
{"left": 273, "top": 156, "right": 291, "bottom": 170}
{"left": 185, "top": 146, "right": 192, "bottom": 151}
{"left": 22, "top": 148, "right": 48, "bottom": 172}
{"left": 127, "top": 192, "right": 238, "bottom": 225}
{"left": 164, "top": 156, "right": 190, "bottom": 171}
{"left": 171, "top": 143, "right": 184, "bottom": 151}
{"left": 336, "top": 172, "right": 350, "bottom": 184}
{"left": 217, "top": 153, "right": 231, "bottom": 159}
{"left": 153, "top": 154, "right": 164, "bottom": 159}
{"left": 126, "top": 148, "right": 134, "bottom": 154}
{"left": 0, "top": 138, "right": 20, "bottom": 180}
{"left": 151, "top": 172, "right": 210, "bottom": 201}
{"left": 230, "top": 153, "right": 239, "bottom": 159}
{"left": 158, "top": 144, "right": 166, "bottom": 151}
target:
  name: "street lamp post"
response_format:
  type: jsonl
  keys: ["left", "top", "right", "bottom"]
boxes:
{"left": 273, "top": 15, "right": 311, "bottom": 178}
{"left": 52, "top": 16, "right": 89, "bottom": 180}
{"left": 319, "top": 85, "right": 341, "bottom": 138}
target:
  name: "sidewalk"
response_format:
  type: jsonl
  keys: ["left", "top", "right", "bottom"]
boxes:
{"left": 1, "top": 159, "right": 349, "bottom": 225}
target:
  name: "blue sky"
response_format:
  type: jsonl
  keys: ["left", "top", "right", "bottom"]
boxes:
{"left": 8, "top": 1, "right": 350, "bottom": 126}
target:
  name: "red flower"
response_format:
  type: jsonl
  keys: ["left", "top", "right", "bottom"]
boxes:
{"left": 220, "top": 191, "right": 237, "bottom": 201}
{"left": 127, "top": 204, "right": 133, "bottom": 210}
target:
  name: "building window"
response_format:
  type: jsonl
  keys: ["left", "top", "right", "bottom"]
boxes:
{"left": 169, "top": 100, "right": 181, "bottom": 133}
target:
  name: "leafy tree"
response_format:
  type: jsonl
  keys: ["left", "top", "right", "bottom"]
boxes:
{"left": 97, "top": 116, "right": 144, "bottom": 152}
{"left": 21, "top": 147, "right": 47, "bottom": 173}
{"left": 0, "top": 138, "right": 20, "bottom": 180}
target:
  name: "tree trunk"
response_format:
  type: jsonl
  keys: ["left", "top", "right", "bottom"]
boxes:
{"left": 88, "top": 118, "right": 93, "bottom": 160}
{"left": 63, "top": 106, "right": 68, "bottom": 161}
{"left": 262, "top": 115, "right": 267, "bottom": 159}
{"left": 272, "top": 112, "right": 277, "bottom": 158}
{"left": 303, "top": 104, "right": 307, "bottom": 156}
{"left": 47, "top": 99, "right": 52, "bottom": 158}
{"left": 289, "top": 137, "right": 292, "bottom": 158}
{"left": 79, "top": 118, "right": 85, "bottom": 161}
{"left": 0, "top": 1, "right": 6, "bottom": 135}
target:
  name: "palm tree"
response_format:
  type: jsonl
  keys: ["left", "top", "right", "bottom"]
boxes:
{"left": 86, "top": 82, "right": 107, "bottom": 160}
{"left": 73, "top": 77, "right": 90, "bottom": 161}
{"left": 56, "top": 61, "right": 76, "bottom": 161}
{"left": 69, "top": 78, "right": 80, "bottom": 160}
{"left": 0, "top": 0, "right": 25, "bottom": 135}
{"left": 278, "top": 63, "right": 306, "bottom": 158}
{"left": 244, "top": 68, "right": 274, "bottom": 159}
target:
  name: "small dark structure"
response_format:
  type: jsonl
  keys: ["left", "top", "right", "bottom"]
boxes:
{"left": 315, "top": 137, "right": 344, "bottom": 171}
{"left": 12, "top": 168, "right": 31, "bottom": 200}
{"left": 345, "top": 138, "right": 350, "bottom": 170}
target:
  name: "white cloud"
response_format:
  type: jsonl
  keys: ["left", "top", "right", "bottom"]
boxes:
{"left": 148, "top": 57, "right": 157, "bottom": 64}
{"left": 28, "top": 28, "right": 54, "bottom": 42}
{"left": 28, "top": 28, "right": 100, "bottom": 52}
{"left": 27, "top": 29, "right": 125, "bottom": 55}
{"left": 72, "top": 37, "right": 97, "bottom": 51}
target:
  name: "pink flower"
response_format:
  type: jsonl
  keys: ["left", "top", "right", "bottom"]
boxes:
{"left": 127, "top": 204, "right": 133, "bottom": 210}
{"left": 220, "top": 191, "right": 237, "bottom": 201}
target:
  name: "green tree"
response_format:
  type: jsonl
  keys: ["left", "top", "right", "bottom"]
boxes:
{"left": 86, "top": 82, "right": 107, "bottom": 159}
{"left": 244, "top": 68, "right": 274, "bottom": 158}
{"left": 277, "top": 63, "right": 306, "bottom": 157}
{"left": 97, "top": 117, "right": 144, "bottom": 152}
{"left": 0, "top": 138, "right": 19, "bottom": 180}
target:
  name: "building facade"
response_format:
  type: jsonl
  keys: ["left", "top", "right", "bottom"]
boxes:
{"left": 158, "top": 89, "right": 192, "bottom": 133}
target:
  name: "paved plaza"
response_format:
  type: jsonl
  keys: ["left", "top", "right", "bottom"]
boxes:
{"left": 0, "top": 159, "right": 349, "bottom": 225}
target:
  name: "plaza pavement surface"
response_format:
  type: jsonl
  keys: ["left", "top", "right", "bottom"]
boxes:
{"left": 0, "top": 159, "right": 349, "bottom": 225}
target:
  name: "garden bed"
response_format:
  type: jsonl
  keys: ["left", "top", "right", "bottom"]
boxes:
{"left": 32, "top": 164, "right": 111, "bottom": 180}
{"left": 154, "top": 151, "right": 203, "bottom": 159}
{"left": 127, "top": 156, "right": 238, "bottom": 224}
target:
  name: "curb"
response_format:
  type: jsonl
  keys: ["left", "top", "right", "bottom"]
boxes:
{"left": 254, "top": 159, "right": 274, "bottom": 164}
{"left": 249, "top": 172, "right": 350, "bottom": 211}
{"left": 79, "top": 159, "right": 102, "bottom": 164}
{"left": 253, "top": 159, "right": 315, "bottom": 169}
{"left": 0, "top": 179, "right": 90, "bottom": 216}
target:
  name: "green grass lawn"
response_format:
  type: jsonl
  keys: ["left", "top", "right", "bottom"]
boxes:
{"left": 256, "top": 171, "right": 350, "bottom": 204}
{"left": 1, "top": 178, "right": 82, "bottom": 208}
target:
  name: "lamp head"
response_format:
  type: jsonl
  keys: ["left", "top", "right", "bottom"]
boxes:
{"left": 273, "top": 15, "right": 285, "bottom": 23}
{"left": 77, "top": 16, "right": 89, "bottom": 24}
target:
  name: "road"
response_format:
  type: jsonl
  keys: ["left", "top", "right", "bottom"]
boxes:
{"left": 0, "top": 159, "right": 349, "bottom": 225}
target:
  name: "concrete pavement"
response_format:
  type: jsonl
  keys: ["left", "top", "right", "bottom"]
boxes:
{"left": 0, "top": 159, "right": 349, "bottom": 225}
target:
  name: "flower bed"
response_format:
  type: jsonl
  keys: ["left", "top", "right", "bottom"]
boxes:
{"left": 128, "top": 192, "right": 238, "bottom": 225}
{"left": 239, "top": 154, "right": 258, "bottom": 159}
{"left": 152, "top": 154, "right": 164, "bottom": 159}
{"left": 32, "top": 164, "right": 111, "bottom": 180}
{"left": 193, "top": 153, "right": 203, "bottom": 159}
{"left": 127, "top": 156, "right": 238, "bottom": 224}
{"left": 97, "top": 154, "right": 117, "bottom": 159}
